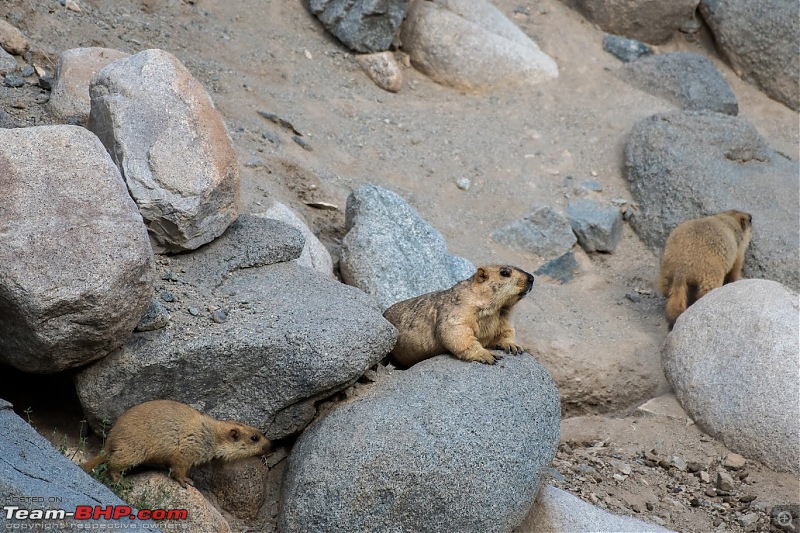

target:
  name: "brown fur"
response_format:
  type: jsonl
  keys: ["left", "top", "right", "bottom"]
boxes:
{"left": 82, "top": 400, "right": 271, "bottom": 487}
{"left": 659, "top": 210, "right": 752, "bottom": 328}
{"left": 383, "top": 265, "right": 534, "bottom": 368}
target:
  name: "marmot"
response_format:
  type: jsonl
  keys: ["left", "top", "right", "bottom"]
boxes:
{"left": 659, "top": 210, "right": 752, "bottom": 327}
{"left": 83, "top": 400, "right": 271, "bottom": 487}
{"left": 384, "top": 265, "right": 534, "bottom": 368}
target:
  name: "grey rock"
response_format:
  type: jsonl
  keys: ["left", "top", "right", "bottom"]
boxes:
{"left": 566, "top": 199, "right": 623, "bottom": 253}
{"left": 280, "top": 355, "right": 561, "bottom": 533}
{"left": 401, "top": 0, "right": 558, "bottom": 92}
{"left": 0, "top": 399, "right": 161, "bottom": 532}
{"left": 716, "top": 470, "right": 735, "bottom": 492}
{"left": 0, "top": 47, "right": 16, "bottom": 75}
{"left": 621, "top": 52, "right": 738, "bottom": 115}
{"left": 49, "top": 47, "right": 130, "bottom": 125}
{"left": 0, "top": 125, "right": 154, "bottom": 373}
{"left": 75, "top": 261, "right": 397, "bottom": 440}
{"left": 172, "top": 214, "right": 305, "bottom": 287}
{"left": 257, "top": 202, "right": 334, "bottom": 277}
{"left": 304, "top": 0, "right": 410, "bottom": 53}
{"left": 602, "top": 34, "right": 653, "bottom": 63}
{"left": 561, "top": 0, "right": 700, "bottom": 44}
{"left": 534, "top": 251, "right": 579, "bottom": 285}
{"left": 4, "top": 73, "right": 23, "bottom": 87}
{"left": 492, "top": 206, "right": 577, "bottom": 259}
{"left": 88, "top": 49, "right": 240, "bottom": 252}
{"left": 0, "top": 20, "right": 30, "bottom": 55}
{"left": 624, "top": 110, "right": 800, "bottom": 290}
{"left": 20, "top": 65, "right": 34, "bottom": 77}
{"left": 699, "top": 0, "right": 799, "bottom": 111}
{"left": 519, "top": 485, "right": 675, "bottom": 532}
{"left": 663, "top": 280, "right": 800, "bottom": 474}
{"left": 356, "top": 51, "right": 404, "bottom": 92}
{"left": 340, "top": 185, "right": 475, "bottom": 310}
{"left": 456, "top": 177, "right": 471, "bottom": 190}
{"left": 135, "top": 297, "right": 171, "bottom": 332}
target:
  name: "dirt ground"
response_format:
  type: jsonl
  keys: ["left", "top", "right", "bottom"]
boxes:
{"left": 1, "top": 0, "right": 798, "bottom": 531}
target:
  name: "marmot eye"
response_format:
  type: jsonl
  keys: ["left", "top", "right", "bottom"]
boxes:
{"left": 500, "top": 267, "right": 511, "bottom": 277}
{"left": 251, "top": 435, "right": 260, "bottom": 442}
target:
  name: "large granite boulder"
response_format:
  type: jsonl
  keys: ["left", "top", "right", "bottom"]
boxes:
{"left": 88, "top": 48, "right": 240, "bottom": 252}
{"left": 76, "top": 220, "right": 396, "bottom": 439}
{"left": 0, "top": 399, "right": 161, "bottom": 532}
{"left": 560, "top": 0, "right": 700, "bottom": 44}
{"left": 304, "top": 0, "right": 410, "bottom": 53}
{"left": 663, "top": 280, "right": 800, "bottom": 475}
{"left": 621, "top": 52, "right": 738, "bottom": 115}
{"left": 624, "top": 110, "right": 800, "bottom": 290}
{"left": 280, "top": 355, "right": 561, "bottom": 532}
{"left": 49, "top": 47, "right": 130, "bottom": 125}
{"left": 0, "top": 125, "right": 154, "bottom": 373}
{"left": 340, "top": 184, "right": 474, "bottom": 309}
{"left": 699, "top": 0, "right": 799, "bottom": 111}
{"left": 400, "top": 0, "right": 558, "bottom": 92}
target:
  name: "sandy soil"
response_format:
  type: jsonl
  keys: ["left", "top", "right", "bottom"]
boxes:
{"left": 1, "top": 0, "right": 798, "bottom": 531}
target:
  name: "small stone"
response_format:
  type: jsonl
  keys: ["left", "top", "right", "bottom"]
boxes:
{"left": 699, "top": 471, "right": 711, "bottom": 483}
{"left": 20, "top": 65, "right": 34, "bottom": 77}
{"left": 738, "top": 513, "right": 758, "bottom": 528}
{"left": 624, "top": 292, "right": 641, "bottom": 303}
{"left": 38, "top": 75, "right": 54, "bottom": 90}
{"left": 680, "top": 17, "right": 702, "bottom": 34}
{"left": 579, "top": 179, "right": 603, "bottom": 192}
{"left": 456, "top": 177, "right": 471, "bottom": 191}
{"left": 292, "top": 135, "right": 312, "bottom": 151}
{"left": 687, "top": 461, "right": 703, "bottom": 473}
{"left": 690, "top": 498, "right": 702, "bottom": 507}
{"left": 723, "top": 453, "right": 747, "bottom": 470}
{"left": 622, "top": 205, "right": 635, "bottom": 221}
{"left": 134, "top": 297, "right": 171, "bottom": 332}
{"left": 739, "top": 494, "right": 757, "bottom": 503}
{"left": 612, "top": 473, "right": 626, "bottom": 481}
{"left": 566, "top": 198, "right": 623, "bottom": 253}
{"left": 162, "top": 271, "right": 179, "bottom": 282}
{"left": 356, "top": 51, "right": 403, "bottom": 92}
{"left": 64, "top": 0, "right": 82, "bottom": 12}
{"left": 705, "top": 487, "right": 717, "bottom": 497}
{"left": 4, "top": 74, "right": 24, "bottom": 87}
{"left": 602, "top": 34, "right": 652, "bottom": 63}
{"left": 534, "top": 251, "right": 579, "bottom": 285}
{"left": 160, "top": 291, "right": 175, "bottom": 303}
{"left": 611, "top": 198, "right": 628, "bottom": 206}
{"left": 645, "top": 501, "right": 655, "bottom": 511}
{"left": 210, "top": 308, "right": 228, "bottom": 323}
{"left": 717, "top": 470, "right": 736, "bottom": 492}
{"left": 668, "top": 455, "right": 687, "bottom": 471}
{"left": 188, "top": 306, "right": 200, "bottom": 316}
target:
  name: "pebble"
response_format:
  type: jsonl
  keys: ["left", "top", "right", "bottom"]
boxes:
{"left": 699, "top": 471, "right": 711, "bottom": 483}
{"left": 668, "top": 455, "right": 687, "bottom": 471}
{"left": 687, "top": 461, "right": 703, "bottom": 473}
{"left": 579, "top": 179, "right": 603, "bottom": 192}
{"left": 622, "top": 206, "right": 635, "bottom": 221}
{"left": 188, "top": 306, "right": 200, "bottom": 316}
{"left": 20, "top": 65, "right": 34, "bottom": 77}
{"left": 211, "top": 308, "right": 228, "bottom": 323}
{"left": 602, "top": 34, "right": 653, "bottom": 63}
{"left": 611, "top": 198, "right": 628, "bottom": 206}
{"left": 4, "top": 74, "right": 24, "bottom": 87}
{"left": 38, "top": 75, "right": 54, "bottom": 90}
{"left": 717, "top": 470, "right": 736, "bottom": 492}
{"left": 162, "top": 271, "right": 179, "bottom": 282}
{"left": 624, "top": 292, "right": 641, "bottom": 303}
{"left": 292, "top": 135, "right": 312, "bottom": 151}
{"left": 738, "top": 513, "right": 759, "bottom": 527}
{"left": 160, "top": 291, "right": 175, "bottom": 303}
{"left": 456, "top": 177, "right": 471, "bottom": 191}
{"left": 739, "top": 494, "right": 757, "bottom": 503}
{"left": 723, "top": 453, "right": 747, "bottom": 470}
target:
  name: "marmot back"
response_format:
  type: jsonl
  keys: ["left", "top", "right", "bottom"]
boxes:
{"left": 384, "top": 265, "right": 534, "bottom": 368}
{"left": 658, "top": 210, "right": 752, "bottom": 327}
{"left": 83, "top": 399, "right": 271, "bottom": 487}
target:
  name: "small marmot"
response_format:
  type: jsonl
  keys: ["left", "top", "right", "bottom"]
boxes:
{"left": 383, "top": 265, "right": 534, "bottom": 368}
{"left": 83, "top": 400, "right": 271, "bottom": 487}
{"left": 659, "top": 209, "right": 752, "bottom": 327}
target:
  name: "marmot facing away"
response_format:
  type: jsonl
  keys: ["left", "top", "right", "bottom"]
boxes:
{"left": 83, "top": 400, "right": 271, "bottom": 487}
{"left": 384, "top": 265, "right": 534, "bottom": 368}
{"left": 659, "top": 210, "right": 752, "bottom": 327}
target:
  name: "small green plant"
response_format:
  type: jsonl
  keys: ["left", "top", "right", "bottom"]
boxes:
{"left": 131, "top": 483, "right": 171, "bottom": 511}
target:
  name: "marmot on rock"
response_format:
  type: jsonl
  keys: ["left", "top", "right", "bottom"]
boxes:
{"left": 659, "top": 210, "right": 752, "bottom": 327}
{"left": 384, "top": 265, "right": 534, "bottom": 368}
{"left": 83, "top": 400, "right": 271, "bottom": 487}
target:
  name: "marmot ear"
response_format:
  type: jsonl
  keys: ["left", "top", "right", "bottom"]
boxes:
{"left": 230, "top": 428, "right": 240, "bottom": 441}
{"left": 475, "top": 267, "right": 488, "bottom": 283}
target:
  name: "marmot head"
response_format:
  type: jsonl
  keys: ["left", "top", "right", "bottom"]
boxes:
{"left": 721, "top": 209, "right": 753, "bottom": 242}
{"left": 216, "top": 422, "right": 271, "bottom": 460}
{"left": 473, "top": 265, "right": 534, "bottom": 308}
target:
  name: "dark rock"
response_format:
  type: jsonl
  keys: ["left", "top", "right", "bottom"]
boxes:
{"left": 38, "top": 74, "right": 54, "bottom": 90}
{"left": 699, "top": 0, "right": 799, "bottom": 110}
{"left": 161, "top": 291, "right": 175, "bottom": 302}
{"left": 492, "top": 205, "right": 577, "bottom": 259}
{"left": 534, "top": 251, "right": 579, "bottom": 285}
{"left": 624, "top": 110, "right": 800, "bottom": 290}
{"left": 3, "top": 73, "right": 24, "bottom": 87}
{"left": 624, "top": 292, "right": 641, "bottom": 303}
{"left": 19, "top": 65, "right": 33, "bottom": 77}
{"left": 304, "top": 0, "right": 410, "bottom": 53}
{"left": 210, "top": 308, "right": 228, "bottom": 323}
{"left": 135, "top": 297, "right": 171, "bottom": 332}
{"left": 280, "top": 355, "right": 560, "bottom": 533}
{"left": 566, "top": 199, "right": 623, "bottom": 253}
{"left": 602, "top": 34, "right": 652, "bottom": 62}
{"left": 621, "top": 52, "right": 738, "bottom": 115}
